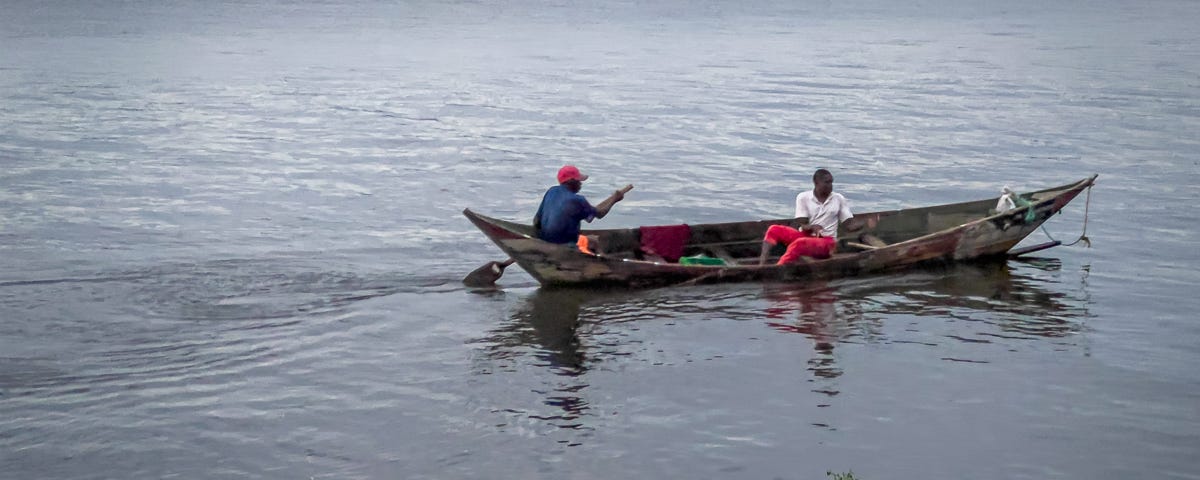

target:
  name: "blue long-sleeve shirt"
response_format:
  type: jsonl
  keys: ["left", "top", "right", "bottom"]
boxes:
{"left": 534, "top": 185, "right": 597, "bottom": 244}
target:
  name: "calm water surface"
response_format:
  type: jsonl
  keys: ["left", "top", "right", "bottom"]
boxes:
{"left": 2, "top": 1, "right": 1199, "bottom": 478}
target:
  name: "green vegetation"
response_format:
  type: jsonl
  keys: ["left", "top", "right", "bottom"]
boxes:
{"left": 827, "top": 471, "right": 858, "bottom": 480}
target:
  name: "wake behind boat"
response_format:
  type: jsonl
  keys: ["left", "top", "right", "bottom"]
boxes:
{"left": 464, "top": 176, "right": 1095, "bottom": 288}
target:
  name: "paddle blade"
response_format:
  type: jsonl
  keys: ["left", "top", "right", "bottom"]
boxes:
{"left": 462, "top": 259, "right": 514, "bottom": 288}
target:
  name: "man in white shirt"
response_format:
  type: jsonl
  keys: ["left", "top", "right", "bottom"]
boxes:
{"left": 758, "top": 169, "right": 877, "bottom": 265}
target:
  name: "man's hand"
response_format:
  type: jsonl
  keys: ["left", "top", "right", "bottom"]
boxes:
{"left": 595, "top": 184, "right": 634, "bottom": 219}
{"left": 613, "top": 184, "right": 634, "bottom": 202}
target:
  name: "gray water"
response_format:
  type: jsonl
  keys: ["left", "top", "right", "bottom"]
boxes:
{"left": 3, "top": 1, "right": 1199, "bottom": 478}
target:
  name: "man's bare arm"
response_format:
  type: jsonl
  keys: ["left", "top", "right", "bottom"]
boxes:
{"left": 594, "top": 184, "right": 634, "bottom": 219}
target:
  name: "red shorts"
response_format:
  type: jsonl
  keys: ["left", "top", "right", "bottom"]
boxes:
{"left": 764, "top": 224, "right": 835, "bottom": 264}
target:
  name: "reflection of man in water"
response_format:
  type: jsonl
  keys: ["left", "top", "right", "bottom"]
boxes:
{"left": 520, "top": 289, "right": 588, "bottom": 376}
{"left": 484, "top": 289, "right": 592, "bottom": 430}
{"left": 764, "top": 285, "right": 842, "bottom": 380}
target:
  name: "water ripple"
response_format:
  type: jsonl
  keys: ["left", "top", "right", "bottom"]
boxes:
{"left": 3, "top": 1, "right": 1199, "bottom": 478}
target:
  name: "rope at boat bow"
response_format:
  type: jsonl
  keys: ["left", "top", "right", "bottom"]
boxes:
{"left": 1039, "top": 183, "right": 1092, "bottom": 248}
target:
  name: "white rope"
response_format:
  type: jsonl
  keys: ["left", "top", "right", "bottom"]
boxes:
{"left": 1039, "top": 184, "right": 1092, "bottom": 248}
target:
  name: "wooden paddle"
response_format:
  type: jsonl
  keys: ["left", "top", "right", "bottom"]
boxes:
{"left": 462, "top": 258, "right": 515, "bottom": 288}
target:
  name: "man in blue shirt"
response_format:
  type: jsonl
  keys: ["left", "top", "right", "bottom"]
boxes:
{"left": 534, "top": 165, "right": 632, "bottom": 247}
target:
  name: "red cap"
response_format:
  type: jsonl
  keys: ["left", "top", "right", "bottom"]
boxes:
{"left": 557, "top": 165, "right": 589, "bottom": 183}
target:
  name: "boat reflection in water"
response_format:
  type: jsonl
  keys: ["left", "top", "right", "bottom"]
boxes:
{"left": 477, "top": 258, "right": 1090, "bottom": 435}
{"left": 760, "top": 258, "right": 1090, "bottom": 389}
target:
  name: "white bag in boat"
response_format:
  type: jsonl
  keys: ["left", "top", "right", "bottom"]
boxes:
{"left": 996, "top": 186, "right": 1018, "bottom": 212}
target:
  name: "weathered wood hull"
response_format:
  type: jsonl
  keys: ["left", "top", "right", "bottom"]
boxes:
{"left": 464, "top": 176, "right": 1095, "bottom": 288}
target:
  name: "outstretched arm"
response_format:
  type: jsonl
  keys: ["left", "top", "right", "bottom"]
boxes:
{"left": 594, "top": 184, "right": 634, "bottom": 219}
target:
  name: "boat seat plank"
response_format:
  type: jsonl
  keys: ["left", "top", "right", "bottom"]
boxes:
{"left": 860, "top": 234, "right": 888, "bottom": 248}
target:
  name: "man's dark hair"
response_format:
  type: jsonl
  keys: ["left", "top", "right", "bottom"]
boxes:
{"left": 813, "top": 169, "right": 832, "bottom": 182}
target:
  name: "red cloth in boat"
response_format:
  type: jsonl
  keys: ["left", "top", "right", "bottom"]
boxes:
{"left": 639, "top": 224, "right": 692, "bottom": 263}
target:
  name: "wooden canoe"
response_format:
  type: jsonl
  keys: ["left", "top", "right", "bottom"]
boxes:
{"left": 464, "top": 175, "right": 1096, "bottom": 288}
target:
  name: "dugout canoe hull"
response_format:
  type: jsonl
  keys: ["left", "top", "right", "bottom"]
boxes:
{"left": 464, "top": 175, "right": 1095, "bottom": 288}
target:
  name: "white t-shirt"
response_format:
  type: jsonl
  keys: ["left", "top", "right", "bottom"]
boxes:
{"left": 795, "top": 191, "right": 854, "bottom": 239}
